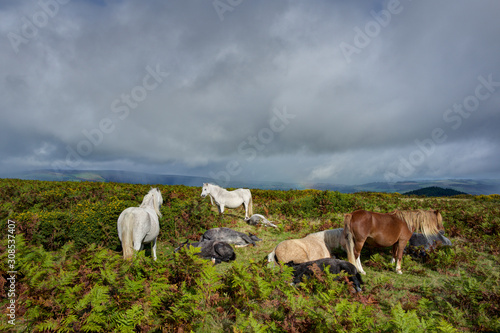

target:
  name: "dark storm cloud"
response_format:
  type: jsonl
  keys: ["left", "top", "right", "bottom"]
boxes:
{"left": 0, "top": 0, "right": 499, "bottom": 184}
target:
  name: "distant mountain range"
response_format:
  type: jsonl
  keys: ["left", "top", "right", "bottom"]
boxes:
{"left": 2, "top": 169, "right": 500, "bottom": 195}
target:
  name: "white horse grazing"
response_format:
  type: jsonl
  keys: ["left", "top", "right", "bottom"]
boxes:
{"left": 117, "top": 188, "right": 163, "bottom": 260}
{"left": 200, "top": 183, "right": 253, "bottom": 219}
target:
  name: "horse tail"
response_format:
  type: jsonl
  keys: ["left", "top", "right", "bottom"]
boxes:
{"left": 248, "top": 192, "right": 253, "bottom": 216}
{"left": 343, "top": 213, "right": 356, "bottom": 266}
{"left": 120, "top": 212, "right": 135, "bottom": 260}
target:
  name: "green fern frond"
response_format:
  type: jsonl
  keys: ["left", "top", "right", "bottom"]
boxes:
{"left": 87, "top": 247, "right": 113, "bottom": 270}
{"left": 81, "top": 321, "right": 103, "bottom": 333}
{"left": 58, "top": 314, "right": 78, "bottom": 333}
{"left": 89, "top": 284, "right": 110, "bottom": 312}
{"left": 58, "top": 268, "right": 78, "bottom": 287}
{"left": 60, "top": 284, "right": 84, "bottom": 308}
{"left": 100, "top": 265, "right": 118, "bottom": 285}
{"left": 436, "top": 319, "right": 459, "bottom": 333}
{"left": 123, "top": 276, "right": 146, "bottom": 295}
{"left": 334, "top": 298, "right": 352, "bottom": 316}
{"left": 74, "top": 284, "right": 109, "bottom": 313}
{"left": 233, "top": 311, "right": 271, "bottom": 333}
{"left": 74, "top": 291, "right": 92, "bottom": 312}
{"left": 390, "top": 302, "right": 426, "bottom": 333}
{"left": 35, "top": 318, "right": 59, "bottom": 332}
{"left": 113, "top": 304, "right": 144, "bottom": 328}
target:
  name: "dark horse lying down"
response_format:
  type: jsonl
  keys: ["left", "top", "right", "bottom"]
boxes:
{"left": 286, "top": 258, "right": 363, "bottom": 292}
{"left": 200, "top": 227, "right": 262, "bottom": 247}
{"left": 174, "top": 240, "right": 236, "bottom": 264}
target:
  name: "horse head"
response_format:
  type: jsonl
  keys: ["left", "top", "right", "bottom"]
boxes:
{"left": 174, "top": 240, "right": 190, "bottom": 253}
{"left": 200, "top": 183, "right": 210, "bottom": 198}
{"left": 249, "top": 233, "right": 262, "bottom": 242}
{"left": 434, "top": 210, "right": 445, "bottom": 232}
{"left": 154, "top": 188, "right": 163, "bottom": 207}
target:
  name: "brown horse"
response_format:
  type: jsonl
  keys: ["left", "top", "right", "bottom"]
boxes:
{"left": 343, "top": 209, "right": 444, "bottom": 274}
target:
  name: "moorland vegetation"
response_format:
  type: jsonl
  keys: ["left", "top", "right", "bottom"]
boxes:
{"left": 0, "top": 179, "right": 499, "bottom": 332}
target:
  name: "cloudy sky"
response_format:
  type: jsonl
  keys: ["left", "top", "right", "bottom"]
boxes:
{"left": 1, "top": 0, "right": 499, "bottom": 185}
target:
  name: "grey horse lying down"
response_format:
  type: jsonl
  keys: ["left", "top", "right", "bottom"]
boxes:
{"left": 174, "top": 240, "right": 236, "bottom": 264}
{"left": 200, "top": 227, "right": 262, "bottom": 247}
{"left": 405, "top": 230, "right": 452, "bottom": 259}
{"left": 285, "top": 258, "right": 363, "bottom": 292}
{"left": 408, "top": 230, "right": 452, "bottom": 249}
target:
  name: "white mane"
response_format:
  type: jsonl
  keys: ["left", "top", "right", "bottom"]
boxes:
{"left": 139, "top": 188, "right": 163, "bottom": 217}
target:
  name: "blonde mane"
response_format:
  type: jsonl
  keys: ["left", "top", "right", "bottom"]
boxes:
{"left": 393, "top": 209, "right": 442, "bottom": 236}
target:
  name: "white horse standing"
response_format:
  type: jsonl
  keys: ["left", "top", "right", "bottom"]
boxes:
{"left": 117, "top": 188, "right": 163, "bottom": 260}
{"left": 200, "top": 183, "right": 253, "bottom": 219}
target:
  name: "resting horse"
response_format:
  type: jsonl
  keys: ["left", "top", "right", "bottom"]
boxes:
{"left": 117, "top": 188, "right": 163, "bottom": 260}
{"left": 245, "top": 214, "right": 278, "bottom": 228}
{"left": 405, "top": 230, "right": 452, "bottom": 260}
{"left": 286, "top": 258, "right": 364, "bottom": 292}
{"left": 200, "top": 183, "right": 253, "bottom": 219}
{"left": 343, "top": 209, "right": 444, "bottom": 274}
{"left": 174, "top": 240, "right": 236, "bottom": 264}
{"left": 200, "top": 227, "right": 261, "bottom": 247}
{"left": 268, "top": 228, "right": 344, "bottom": 265}
{"left": 408, "top": 230, "right": 452, "bottom": 250}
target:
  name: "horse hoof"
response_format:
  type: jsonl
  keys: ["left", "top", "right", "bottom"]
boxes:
{"left": 360, "top": 271, "right": 366, "bottom": 275}
{"left": 396, "top": 270, "right": 402, "bottom": 274}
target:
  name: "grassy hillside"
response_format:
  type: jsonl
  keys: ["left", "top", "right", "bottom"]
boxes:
{"left": 1, "top": 179, "right": 499, "bottom": 332}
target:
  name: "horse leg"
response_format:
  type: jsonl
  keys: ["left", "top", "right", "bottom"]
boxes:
{"left": 391, "top": 243, "right": 398, "bottom": 265}
{"left": 218, "top": 204, "right": 225, "bottom": 215}
{"left": 133, "top": 240, "right": 142, "bottom": 253}
{"left": 395, "top": 241, "right": 406, "bottom": 274}
{"left": 356, "top": 256, "right": 366, "bottom": 275}
{"left": 151, "top": 238, "right": 157, "bottom": 261}
{"left": 132, "top": 230, "right": 145, "bottom": 257}
{"left": 354, "top": 241, "right": 366, "bottom": 275}
{"left": 243, "top": 201, "right": 249, "bottom": 219}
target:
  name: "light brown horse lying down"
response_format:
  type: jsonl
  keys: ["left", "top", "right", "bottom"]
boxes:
{"left": 267, "top": 228, "right": 344, "bottom": 265}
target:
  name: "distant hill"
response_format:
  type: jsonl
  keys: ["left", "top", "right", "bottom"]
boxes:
{"left": 2, "top": 169, "right": 499, "bottom": 195}
{"left": 3, "top": 169, "right": 213, "bottom": 187}
{"left": 403, "top": 186, "right": 467, "bottom": 197}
